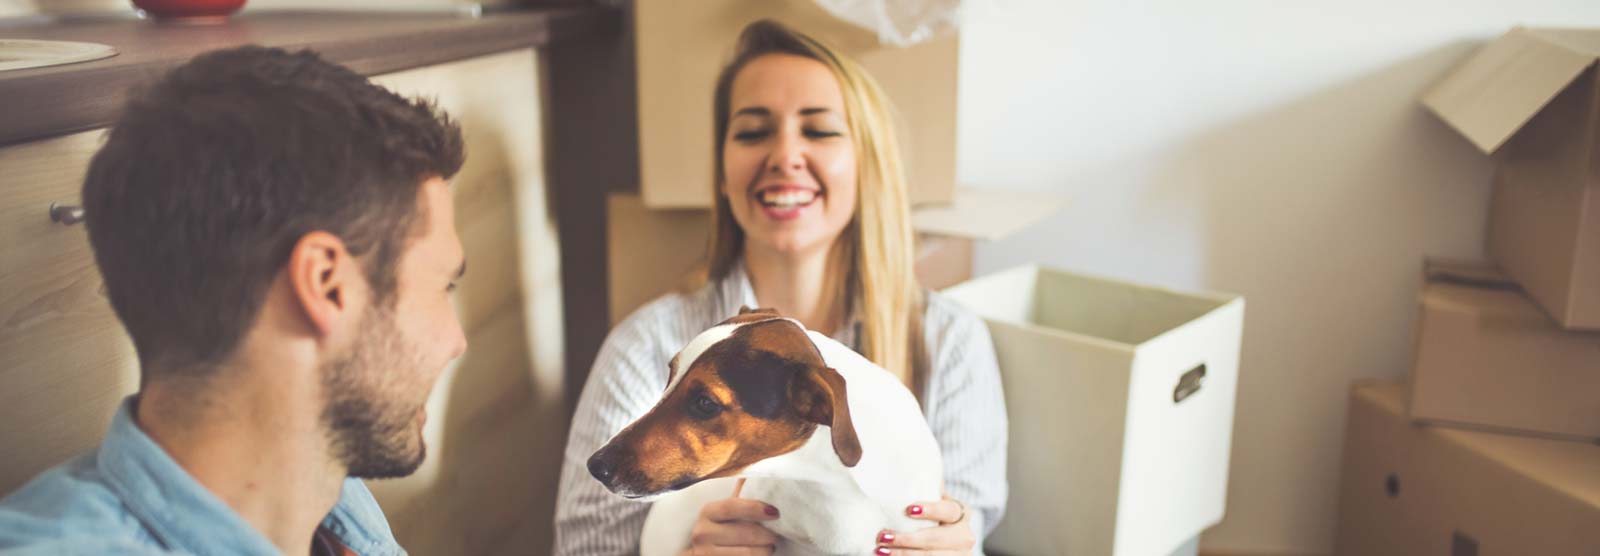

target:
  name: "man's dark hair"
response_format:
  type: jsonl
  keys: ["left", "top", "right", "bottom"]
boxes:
{"left": 82, "top": 45, "right": 464, "bottom": 380}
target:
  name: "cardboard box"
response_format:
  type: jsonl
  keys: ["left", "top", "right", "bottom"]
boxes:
{"left": 1422, "top": 27, "right": 1600, "bottom": 330}
{"left": 941, "top": 265, "right": 1244, "bottom": 556}
{"left": 912, "top": 233, "right": 971, "bottom": 292}
{"left": 635, "top": 0, "right": 958, "bottom": 208}
{"left": 1334, "top": 381, "right": 1600, "bottom": 556}
{"left": 606, "top": 190, "right": 1066, "bottom": 324}
{"left": 1410, "top": 259, "right": 1600, "bottom": 441}
{"left": 607, "top": 194, "right": 711, "bottom": 325}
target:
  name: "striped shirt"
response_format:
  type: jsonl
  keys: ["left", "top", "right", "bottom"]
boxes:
{"left": 553, "top": 263, "right": 1008, "bottom": 555}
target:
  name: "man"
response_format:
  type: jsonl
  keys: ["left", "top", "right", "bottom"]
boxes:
{"left": 0, "top": 45, "right": 468, "bottom": 556}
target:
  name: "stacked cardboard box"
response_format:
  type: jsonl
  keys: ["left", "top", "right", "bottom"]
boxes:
{"left": 606, "top": 190, "right": 1066, "bottom": 325}
{"left": 1334, "top": 382, "right": 1599, "bottom": 556}
{"left": 1334, "top": 27, "right": 1600, "bottom": 555}
{"left": 611, "top": 3, "right": 1068, "bottom": 325}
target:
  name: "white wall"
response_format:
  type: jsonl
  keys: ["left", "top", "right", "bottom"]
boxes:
{"left": 958, "top": 1, "right": 1600, "bottom": 554}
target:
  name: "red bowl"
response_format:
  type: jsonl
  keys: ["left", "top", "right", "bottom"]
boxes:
{"left": 132, "top": 0, "right": 246, "bottom": 20}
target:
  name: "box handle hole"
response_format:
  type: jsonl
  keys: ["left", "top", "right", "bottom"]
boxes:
{"left": 1172, "top": 364, "right": 1206, "bottom": 404}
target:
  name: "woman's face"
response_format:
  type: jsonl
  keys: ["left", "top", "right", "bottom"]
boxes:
{"left": 721, "top": 53, "right": 858, "bottom": 259}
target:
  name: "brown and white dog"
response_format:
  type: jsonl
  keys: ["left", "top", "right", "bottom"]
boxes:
{"left": 587, "top": 307, "right": 944, "bottom": 556}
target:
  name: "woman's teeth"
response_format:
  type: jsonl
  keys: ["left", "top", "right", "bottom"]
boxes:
{"left": 758, "top": 189, "right": 818, "bottom": 208}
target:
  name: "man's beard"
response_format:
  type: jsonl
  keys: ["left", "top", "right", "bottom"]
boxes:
{"left": 320, "top": 304, "right": 428, "bottom": 479}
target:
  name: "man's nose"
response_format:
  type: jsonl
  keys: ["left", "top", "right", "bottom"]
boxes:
{"left": 448, "top": 317, "right": 468, "bottom": 361}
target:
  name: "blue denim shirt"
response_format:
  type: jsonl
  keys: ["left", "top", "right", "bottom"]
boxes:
{"left": 0, "top": 397, "right": 407, "bottom": 556}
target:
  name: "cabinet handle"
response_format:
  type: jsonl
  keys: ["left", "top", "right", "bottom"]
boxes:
{"left": 49, "top": 203, "right": 85, "bottom": 226}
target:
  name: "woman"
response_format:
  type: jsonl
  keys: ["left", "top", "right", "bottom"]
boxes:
{"left": 554, "top": 20, "right": 1007, "bottom": 556}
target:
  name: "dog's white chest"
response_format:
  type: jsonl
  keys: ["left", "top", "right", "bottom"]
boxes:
{"left": 639, "top": 476, "right": 900, "bottom": 556}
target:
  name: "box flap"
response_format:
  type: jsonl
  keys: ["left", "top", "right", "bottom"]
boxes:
{"left": 1420, "top": 258, "right": 1555, "bottom": 324}
{"left": 1422, "top": 258, "right": 1519, "bottom": 290}
{"left": 911, "top": 188, "right": 1066, "bottom": 241}
{"left": 1421, "top": 27, "right": 1600, "bottom": 154}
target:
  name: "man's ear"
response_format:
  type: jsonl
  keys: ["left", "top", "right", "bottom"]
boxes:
{"left": 790, "top": 366, "right": 862, "bottom": 467}
{"left": 287, "top": 231, "right": 359, "bottom": 337}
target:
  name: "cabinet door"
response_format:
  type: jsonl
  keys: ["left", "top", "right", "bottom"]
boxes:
{"left": 0, "top": 130, "right": 141, "bottom": 497}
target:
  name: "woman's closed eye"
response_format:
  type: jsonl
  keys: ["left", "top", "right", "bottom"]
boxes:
{"left": 732, "top": 128, "right": 770, "bottom": 142}
{"left": 731, "top": 127, "right": 842, "bottom": 143}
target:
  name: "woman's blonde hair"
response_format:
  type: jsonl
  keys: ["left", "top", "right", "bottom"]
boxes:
{"left": 703, "top": 19, "right": 926, "bottom": 388}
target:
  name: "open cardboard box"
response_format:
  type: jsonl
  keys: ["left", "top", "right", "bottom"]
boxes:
{"left": 1409, "top": 259, "right": 1600, "bottom": 442}
{"left": 1334, "top": 381, "right": 1600, "bottom": 556}
{"left": 1422, "top": 27, "right": 1600, "bottom": 330}
{"left": 941, "top": 265, "right": 1244, "bottom": 556}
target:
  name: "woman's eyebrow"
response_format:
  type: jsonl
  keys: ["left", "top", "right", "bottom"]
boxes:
{"left": 733, "top": 107, "right": 771, "bottom": 117}
{"left": 799, "top": 107, "right": 833, "bottom": 115}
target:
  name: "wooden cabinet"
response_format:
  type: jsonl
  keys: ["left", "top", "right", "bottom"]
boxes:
{"left": 0, "top": 48, "right": 567, "bottom": 555}
{"left": 0, "top": 130, "right": 139, "bottom": 499}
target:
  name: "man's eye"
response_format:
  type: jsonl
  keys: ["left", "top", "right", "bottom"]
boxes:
{"left": 688, "top": 394, "right": 722, "bottom": 420}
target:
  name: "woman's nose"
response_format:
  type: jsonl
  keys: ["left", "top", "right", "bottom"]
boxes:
{"left": 767, "top": 132, "right": 806, "bottom": 174}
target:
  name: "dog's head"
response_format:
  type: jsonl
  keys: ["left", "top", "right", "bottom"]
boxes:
{"left": 587, "top": 307, "right": 861, "bottom": 498}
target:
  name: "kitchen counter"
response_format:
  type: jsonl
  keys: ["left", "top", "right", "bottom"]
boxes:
{"left": 0, "top": 6, "right": 618, "bottom": 146}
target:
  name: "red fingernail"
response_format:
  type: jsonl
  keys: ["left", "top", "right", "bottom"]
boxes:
{"left": 878, "top": 531, "right": 895, "bottom": 544}
{"left": 765, "top": 504, "right": 779, "bottom": 517}
{"left": 906, "top": 505, "right": 923, "bottom": 516}
{"left": 875, "top": 548, "right": 891, "bottom": 556}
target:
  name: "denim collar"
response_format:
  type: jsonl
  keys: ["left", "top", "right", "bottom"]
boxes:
{"left": 96, "top": 396, "right": 405, "bottom": 555}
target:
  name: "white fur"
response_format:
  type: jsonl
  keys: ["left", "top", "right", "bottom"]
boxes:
{"left": 639, "top": 329, "right": 944, "bottom": 556}
{"left": 663, "top": 322, "right": 742, "bottom": 394}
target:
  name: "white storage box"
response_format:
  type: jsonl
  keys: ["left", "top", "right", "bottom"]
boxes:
{"left": 942, "top": 265, "right": 1245, "bottom": 556}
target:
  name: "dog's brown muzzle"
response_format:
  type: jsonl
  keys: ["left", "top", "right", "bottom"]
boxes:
{"left": 588, "top": 438, "right": 698, "bottom": 498}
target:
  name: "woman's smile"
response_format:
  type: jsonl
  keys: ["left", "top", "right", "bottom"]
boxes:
{"left": 753, "top": 184, "right": 823, "bottom": 221}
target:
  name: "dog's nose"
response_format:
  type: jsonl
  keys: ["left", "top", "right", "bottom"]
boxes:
{"left": 587, "top": 453, "right": 616, "bottom": 484}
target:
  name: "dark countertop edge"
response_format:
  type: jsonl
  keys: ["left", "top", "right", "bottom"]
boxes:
{"left": 0, "top": 7, "right": 620, "bottom": 147}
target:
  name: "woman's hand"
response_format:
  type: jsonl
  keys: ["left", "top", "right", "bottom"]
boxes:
{"left": 679, "top": 479, "right": 780, "bottom": 556}
{"left": 872, "top": 495, "right": 975, "bottom": 555}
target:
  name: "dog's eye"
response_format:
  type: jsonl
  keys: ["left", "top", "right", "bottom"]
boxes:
{"left": 688, "top": 394, "right": 722, "bottom": 420}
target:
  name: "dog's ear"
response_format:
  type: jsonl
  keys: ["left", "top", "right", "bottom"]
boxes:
{"left": 790, "top": 366, "right": 862, "bottom": 467}
{"left": 739, "top": 305, "right": 755, "bottom": 314}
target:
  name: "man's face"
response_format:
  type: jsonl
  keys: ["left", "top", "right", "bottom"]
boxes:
{"left": 322, "top": 178, "right": 467, "bottom": 479}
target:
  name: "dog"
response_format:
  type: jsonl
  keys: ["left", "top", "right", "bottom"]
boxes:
{"left": 586, "top": 307, "right": 944, "bottom": 556}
